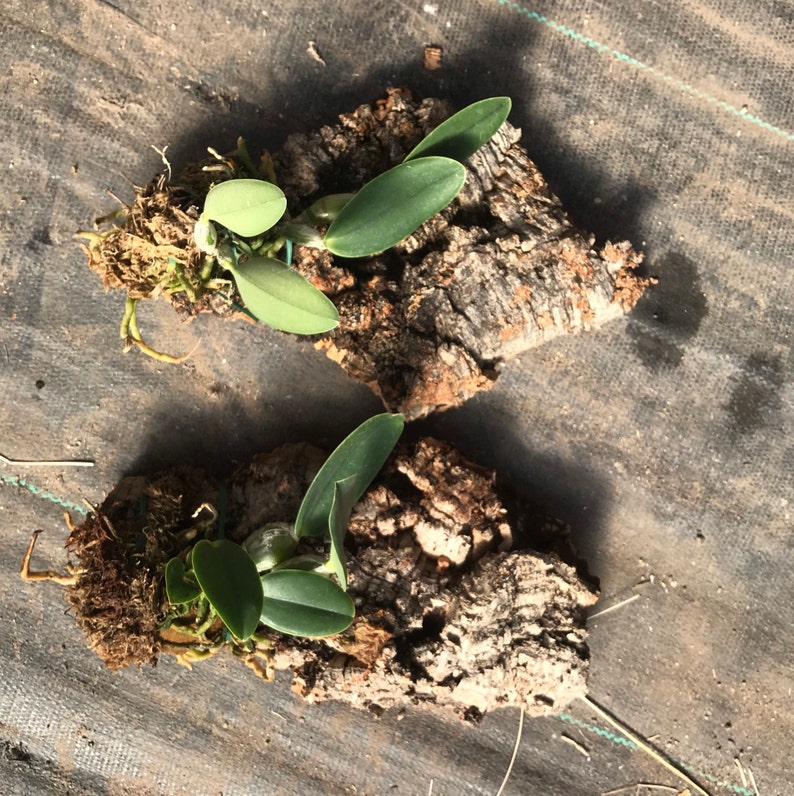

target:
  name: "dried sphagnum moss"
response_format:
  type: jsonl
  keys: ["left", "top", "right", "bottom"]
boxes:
{"left": 63, "top": 468, "right": 220, "bottom": 669}
{"left": 81, "top": 160, "right": 246, "bottom": 320}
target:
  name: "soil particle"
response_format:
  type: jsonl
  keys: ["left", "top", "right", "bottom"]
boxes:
{"left": 62, "top": 437, "right": 597, "bottom": 720}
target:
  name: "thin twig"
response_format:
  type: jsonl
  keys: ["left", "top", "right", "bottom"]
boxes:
{"left": 560, "top": 734, "right": 590, "bottom": 758}
{"left": 747, "top": 767, "right": 760, "bottom": 796}
{"left": 1, "top": 452, "right": 94, "bottom": 468}
{"left": 601, "top": 786, "right": 636, "bottom": 795}
{"left": 580, "top": 696, "right": 712, "bottom": 796}
{"left": 494, "top": 707, "right": 524, "bottom": 796}
{"left": 734, "top": 758, "right": 748, "bottom": 787}
{"left": 151, "top": 144, "right": 172, "bottom": 182}
{"left": 589, "top": 593, "right": 640, "bottom": 619}
{"left": 427, "top": 779, "right": 434, "bottom": 796}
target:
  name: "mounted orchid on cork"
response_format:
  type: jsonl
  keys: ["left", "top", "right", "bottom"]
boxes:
{"left": 22, "top": 413, "right": 404, "bottom": 673}
{"left": 80, "top": 97, "right": 511, "bottom": 359}
{"left": 161, "top": 412, "right": 404, "bottom": 647}
{"left": 19, "top": 412, "right": 599, "bottom": 719}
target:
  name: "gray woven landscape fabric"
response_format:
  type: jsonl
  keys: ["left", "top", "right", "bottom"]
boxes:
{"left": 1, "top": 1, "right": 791, "bottom": 794}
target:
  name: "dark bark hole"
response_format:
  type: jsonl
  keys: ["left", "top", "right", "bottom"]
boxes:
{"left": 421, "top": 607, "right": 446, "bottom": 636}
{"left": 394, "top": 609, "right": 449, "bottom": 682}
{"left": 381, "top": 467, "right": 425, "bottom": 505}
{"left": 463, "top": 706, "right": 483, "bottom": 724}
{"left": 393, "top": 631, "right": 432, "bottom": 682}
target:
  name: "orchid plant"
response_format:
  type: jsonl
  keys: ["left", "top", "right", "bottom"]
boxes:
{"left": 194, "top": 97, "right": 512, "bottom": 335}
{"left": 162, "top": 412, "right": 404, "bottom": 650}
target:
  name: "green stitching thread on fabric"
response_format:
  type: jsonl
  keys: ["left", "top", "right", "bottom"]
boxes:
{"left": 0, "top": 472, "right": 89, "bottom": 515}
{"left": 496, "top": 0, "right": 794, "bottom": 143}
{"left": 556, "top": 713, "right": 756, "bottom": 795}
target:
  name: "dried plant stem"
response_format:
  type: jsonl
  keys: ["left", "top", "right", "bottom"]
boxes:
{"left": 747, "top": 767, "right": 760, "bottom": 795}
{"left": 1, "top": 452, "right": 94, "bottom": 467}
{"left": 560, "top": 734, "right": 590, "bottom": 758}
{"left": 580, "top": 696, "right": 712, "bottom": 796}
{"left": 494, "top": 707, "right": 525, "bottom": 796}
{"left": 589, "top": 593, "right": 640, "bottom": 619}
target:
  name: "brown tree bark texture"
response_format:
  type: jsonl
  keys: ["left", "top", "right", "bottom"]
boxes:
{"left": 276, "top": 90, "right": 649, "bottom": 420}
{"left": 233, "top": 439, "right": 597, "bottom": 721}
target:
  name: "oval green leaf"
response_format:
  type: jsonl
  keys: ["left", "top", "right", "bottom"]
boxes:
{"left": 404, "top": 96, "right": 512, "bottom": 163}
{"left": 328, "top": 476, "right": 358, "bottom": 590}
{"left": 260, "top": 570, "right": 355, "bottom": 637}
{"left": 324, "top": 157, "right": 466, "bottom": 258}
{"left": 164, "top": 557, "right": 202, "bottom": 604}
{"left": 191, "top": 539, "right": 263, "bottom": 640}
{"left": 295, "top": 413, "right": 404, "bottom": 538}
{"left": 229, "top": 257, "right": 339, "bottom": 334}
{"left": 203, "top": 179, "right": 287, "bottom": 238}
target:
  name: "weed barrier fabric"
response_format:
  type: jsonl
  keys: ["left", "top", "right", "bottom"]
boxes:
{"left": 1, "top": 2, "right": 793, "bottom": 795}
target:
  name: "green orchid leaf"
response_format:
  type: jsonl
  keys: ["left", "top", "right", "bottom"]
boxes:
{"left": 260, "top": 570, "right": 355, "bottom": 637}
{"left": 404, "top": 96, "right": 512, "bottom": 163}
{"left": 295, "top": 413, "right": 404, "bottom": 538}
{"left": 191, "top": 539, "right": 263, "bottom": 640}
{"left": 328, "top": 476, "right": 358, "bottom": 591}
{"left": 229, "top": 257, "right": 339, "bottom": 334}
{"left": 324, "top": 157, "right": 466, "bottom": 258}
{"left": 164, "top": 557, "right": 202, "bottom": 604}
{"left": 203, "top": 179, "right": 287, "bottom": 238}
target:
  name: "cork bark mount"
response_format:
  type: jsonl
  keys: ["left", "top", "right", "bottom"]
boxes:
{"left": 276, "top": 89, "right": 648, "bottom": 419}
{"left": 61, "top": 439, "right": 597, "bottom": 722}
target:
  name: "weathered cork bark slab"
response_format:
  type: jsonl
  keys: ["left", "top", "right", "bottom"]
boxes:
{"left": 275, "top": 89, "right": 649, "bottom": 419}
{"left": 60, "top": 439, "right": 597, "bottom": 721}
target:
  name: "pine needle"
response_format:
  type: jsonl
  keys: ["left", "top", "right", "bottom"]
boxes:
{"left": 580, "top": 696, "right": 712, "bottom": 796}
{"left": 495, "top": 707, "right": 525, "bottom": 796}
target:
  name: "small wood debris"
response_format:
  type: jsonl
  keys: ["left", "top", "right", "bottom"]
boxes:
{"left": 560, "top": 733, "right": 591, "bottom": 758}
{"left": 588, "top": 593, "right": 640, "bottom": 619}
{"left": 307, "top": 40, "right": 326, "bottom": 66}
{"left": 423, "top": 45, "right": 443, "bottom": 70}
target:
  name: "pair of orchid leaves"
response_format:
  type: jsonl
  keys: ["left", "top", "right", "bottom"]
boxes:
{"left": 195, "top": 96, "right": 511, "bottom": 335}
